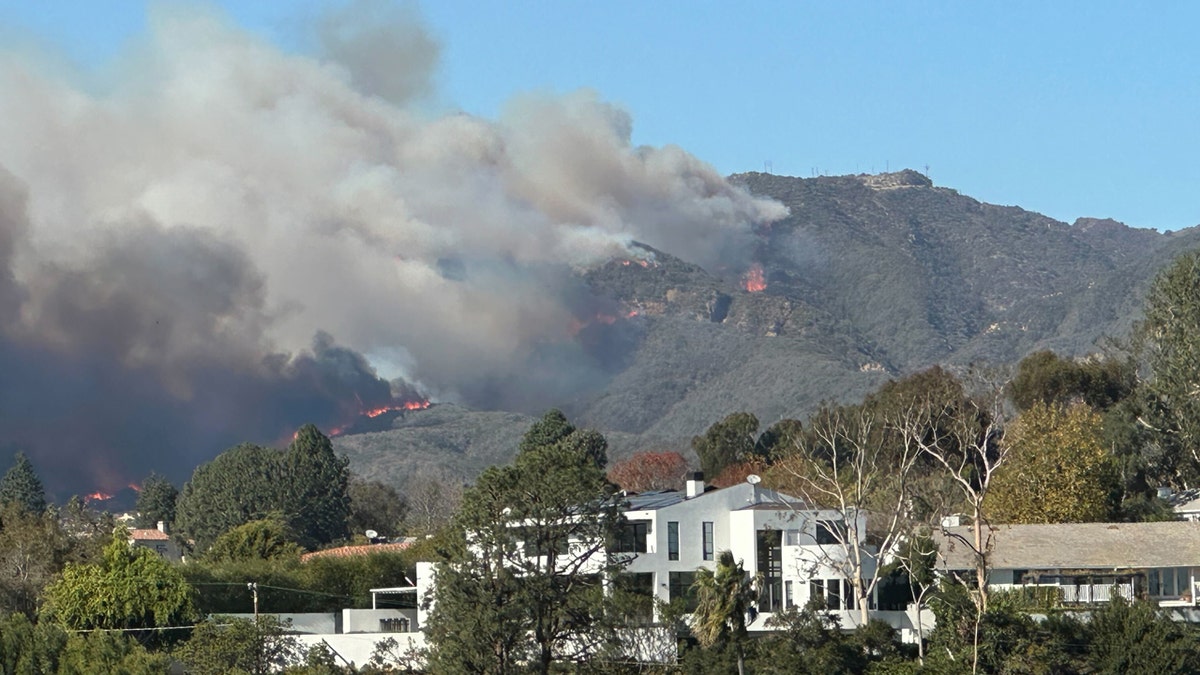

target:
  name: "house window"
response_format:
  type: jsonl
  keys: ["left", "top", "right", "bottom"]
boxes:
{"left": 380, "top": 617, "right": 410, "bottom": 633}
{"left": 668, "top": 521, "right": 679, "bottom": 561}
{"left": 815, "top": 520, "right": 847, "bottom": 545}
{"left": 784, "top": 529, "right": 801, "bottom": 546}
{"left": 520, "top": 527, "right": 570, "bottom": 558}
{"left": 669, "top": 571, "right": 699, "bottom": 612}
{"left": 809, "top": 578, "right": 845, "bottom": 610}
{"left": 702, "top": 522, "right": 714, "bottom": 560}
{"left": 785, "top": 580, "right": 794, "bottom": 609}
{"left": 615, "top": 573, "right": 655, "bottom": 623}
{"left": 615, "top": 521, "right": 651, "bottom": 553}
{"left": 757, "top": 529, "right": 782, "bottom": 612}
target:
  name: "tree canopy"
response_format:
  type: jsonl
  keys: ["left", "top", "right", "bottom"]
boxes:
{"left": 175, "top": 426, "right": 351, "bottom": 551}
{"left": 692, "top": 412, "right": 760, "bottom": 480}
{"left": 1137, "top": 249, "right": 1200, "bottom": 486}
{"left": 988, "top": 403, "right": 1120, "bottom": 524}
{"left": 0, "top": 452, "right": 46, "bottom": 515}
{"left": 425, "top": 410, "right": 626, "bottom": 675}
{"left": 41, "top": 531, "right": 195, "bottom": 637}
{"left": 133, "top": 472, "right": 178, "bottom": 530}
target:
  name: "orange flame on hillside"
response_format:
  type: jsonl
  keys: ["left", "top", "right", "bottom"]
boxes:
{"left": 84, "top": 491, "right": 114, "bottom": 503}
{"left": 364, "top": 400, "right": 431, "bottom": 417}
{"left": 743, "top": 263, "right": 766, "bottom": 293}
{"left": 327, "top": 399, "right": 432, "bottom": 437}
{"left": 128, "top": 483, "right": 142, "bottom": 492}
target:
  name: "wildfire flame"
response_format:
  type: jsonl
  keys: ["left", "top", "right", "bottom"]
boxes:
{"left": 618, "top": 258, "right": 655, "bottom": 268}
{"left": 327, "top": 398, "right": 432, "bottom": 437}
{"left": 364, "top": 400, "right": 431, "bottom": 417}
{"left": 84, "top": 491, "right": 114, "bottom": 503}
{"left": 127, "top": 483, "right": 142, "bottom": 492}
{"left": 743, "top": 263, "right": 766, "bottom": 293}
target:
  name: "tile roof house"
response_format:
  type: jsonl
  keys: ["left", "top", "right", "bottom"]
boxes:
{"left": 128, "top": 521, "right": 183, "bottom": 562}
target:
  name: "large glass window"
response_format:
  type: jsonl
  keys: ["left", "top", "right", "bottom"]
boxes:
{"left": 615, "top": 521, "right": 650, "bottom": 553}
{"left": 615, "top": 573, "right": 655, "bottom": 623}
{"left": 668, "top": 521, "right": 679, "bottom": 561}
{"left": 702, "top": 522, "right": 714, "bottom": 560}
{"left": 669, "top": 571, "right": 699, "bottom": 611}
{"left": 757, "top": 529, "right": 783, "bottom": 612}
{"left": 809, "top": 578, "right": 846, "bottom": 610}
{"left": 816, "top": 519, "right": 847, "bottom": 545}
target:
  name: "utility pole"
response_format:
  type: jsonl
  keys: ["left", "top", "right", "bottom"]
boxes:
{"left": 247, "top": 582, "right": 258, "bottom": 620}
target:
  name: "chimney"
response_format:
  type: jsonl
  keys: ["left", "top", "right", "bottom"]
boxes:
{"left": 686, "top": 472, "right": 705, "bottom": 498}
{"left": 157, "top": 521, "right": 168, "bottom": 534}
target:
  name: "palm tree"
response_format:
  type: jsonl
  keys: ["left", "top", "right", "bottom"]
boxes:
{"left": 691, "top": 550, "right": 758, "bottom": 675}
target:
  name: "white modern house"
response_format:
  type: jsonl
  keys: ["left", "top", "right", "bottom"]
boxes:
{"left": 286, "top": 474, "right": 935, "bottom": 667}
{"left": 607, "top": 473, "right": 928, "bottom": 639}
{"left": 935, "top": 521, "right": 1200, "bottom": 611}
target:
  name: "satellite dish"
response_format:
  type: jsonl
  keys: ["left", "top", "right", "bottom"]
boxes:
{"left": 746, "top": 474, "right": 761, "bottom": 485}
{"left": 365, "top": 529, "right": 379, "bottom": 540}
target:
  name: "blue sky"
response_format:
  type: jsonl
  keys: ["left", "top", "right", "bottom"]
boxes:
{"left": 2, "top": 0, "right": 1199, "bottom": 230}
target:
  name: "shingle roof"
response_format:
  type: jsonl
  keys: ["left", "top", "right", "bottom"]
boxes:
{"left": 300, "top": 540, "right": 414, "bottom": 563}
{"left": 935, "top": 521, "right": 1200, "bottom": 571}
{"left": 129, "top": 529, "right": 170, "bottom": 541}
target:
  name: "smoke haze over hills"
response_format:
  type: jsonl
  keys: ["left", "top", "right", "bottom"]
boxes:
{"left": 0, "top": 4, "right": 782, "bottom": 494}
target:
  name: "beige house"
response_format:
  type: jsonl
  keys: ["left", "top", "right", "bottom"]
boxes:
{"left": 935, "top": 521, "right": 1200, "bottom": 606}
{"left": 128, "top": 521, "right": 183, "bottom": 562}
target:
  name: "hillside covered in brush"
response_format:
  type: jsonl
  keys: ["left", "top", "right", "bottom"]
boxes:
{"left": 337, "top": 171, "right": 1200, "bottom": 489}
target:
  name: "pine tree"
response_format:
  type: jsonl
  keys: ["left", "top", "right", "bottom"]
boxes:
{"left": 0, "top": 452, "right": 46, "bottom": 514}
{"left": 282, "top": 424, "right": 351, "bottom": 549}
{"left": 134, "top": 473, "right": 178, "bottom": 529}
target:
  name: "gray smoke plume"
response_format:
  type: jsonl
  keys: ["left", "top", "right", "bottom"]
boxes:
{"left": 0, "top": 4, "right": 784, "bottom": 495}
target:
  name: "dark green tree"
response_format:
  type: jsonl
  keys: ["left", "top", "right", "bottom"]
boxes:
{"left": 348, "top": 477, "right": 408, "bottom": 539}
{"left": 133, "top": 472, "right": 179, "bottom": 529}
{"left": 282, "top": 425, "right": 351, "bottom": 549}
{"left": 0, "top": 452, "right": 45, "bottom": 515}
{"left": 174, "top": 615, "right": 302, "bottom": 675}
{"left": 556, "top": 428, "right": 608, "bottom": 470}
{"left": 755, "top": 418, "right": 804, "bottom": 458}
{"left": 425, "top": 414, "right": 627, "bottom": 675}
{"left": 176, "top": 443, "right": 285, "bottom": 550}
{"left": 0, "top": 612, "right": 168, "bottom": 674}
{"left": 692, "top": 412, "right": 760, "bottom": 480}
{"left": 518, "top": 409, "right": 575, "bottom": 454}
{"left": 1009, "top": 350, "right": 1134, "bottom": 413}
{"left": 1087, "top": 596, "right": 1198, "bottom": 675}
{"left": 753, "top": 601, "right": 872, "bottom": 675}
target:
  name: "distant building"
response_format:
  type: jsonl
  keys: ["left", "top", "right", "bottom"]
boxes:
{"left": 128, "top": 521, "right": 182, "bottom": 562}
{"left": 935, "top": 521, "right": 1200, "bottom": 609}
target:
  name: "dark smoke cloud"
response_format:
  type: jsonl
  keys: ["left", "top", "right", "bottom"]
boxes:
{"left": 0, "top": 4, "right": 784, "bottom": 495}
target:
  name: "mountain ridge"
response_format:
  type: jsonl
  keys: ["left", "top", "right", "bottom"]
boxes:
{"left": 335, "top": 171, "right": 1200, "bottom": 491}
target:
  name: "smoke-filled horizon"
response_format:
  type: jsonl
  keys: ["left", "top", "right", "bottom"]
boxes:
{"left": 0, "top": 3, "right": 784, "bottom": 496}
